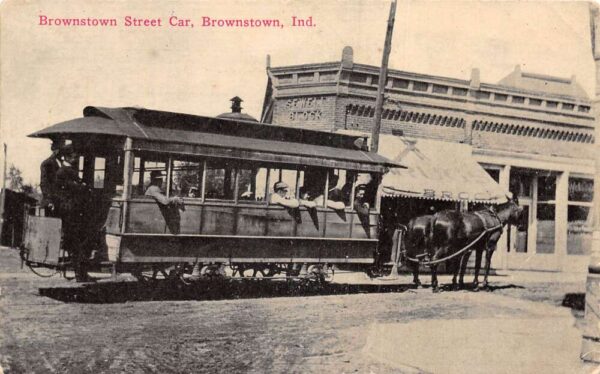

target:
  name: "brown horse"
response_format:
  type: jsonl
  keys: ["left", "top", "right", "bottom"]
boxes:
{"left": 404, "top": 197, "right": 522, "bottom": 292}
{"left": 404, "top": 214, "right": 434, "bottom": 287}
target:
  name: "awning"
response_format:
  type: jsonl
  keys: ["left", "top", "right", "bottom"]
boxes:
{"left": 378, "top": 135, "right": 509, "bottom": 204}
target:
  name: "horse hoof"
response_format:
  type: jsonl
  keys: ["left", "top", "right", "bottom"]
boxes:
{"left": 432, "top": 288, "right": 442, "bottom": 293}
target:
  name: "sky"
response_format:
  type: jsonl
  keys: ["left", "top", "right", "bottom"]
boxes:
{"left": 0, "top": 0, "right": 596, "bottom": 185}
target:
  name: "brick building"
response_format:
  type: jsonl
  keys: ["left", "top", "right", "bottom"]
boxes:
{"left": 261, "top": 47, "right": 595, "bottom": 272}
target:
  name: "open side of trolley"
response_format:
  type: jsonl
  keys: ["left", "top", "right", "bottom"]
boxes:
{"left": 24, "top": 106, "right": 403, "bottom": 280}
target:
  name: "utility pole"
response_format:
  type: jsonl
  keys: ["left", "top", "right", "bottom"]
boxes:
{"left": 370, "top": 0, "right": 397, "bottom": 153}
{"left": 2, "top": 143, "right": 6, "bottom": 190}
{"left": 581, "top": 3, "right": 600, "bottom": 363}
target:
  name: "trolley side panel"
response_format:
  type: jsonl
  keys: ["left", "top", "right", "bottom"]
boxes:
{"left": 115, "top": 235, "right": 377, "bottom": 264}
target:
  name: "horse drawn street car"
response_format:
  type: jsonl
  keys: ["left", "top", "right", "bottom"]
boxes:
{"left": 16, "top": 106, "right": 403, "bottom": 283}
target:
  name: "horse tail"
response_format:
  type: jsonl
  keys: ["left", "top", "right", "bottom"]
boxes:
{"left": 426, "top": 214, "right": 436, "bottom": 249}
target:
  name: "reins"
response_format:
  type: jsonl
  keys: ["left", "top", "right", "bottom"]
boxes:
{"left": 401, "top": 223, "right": 503, "bottom": 266}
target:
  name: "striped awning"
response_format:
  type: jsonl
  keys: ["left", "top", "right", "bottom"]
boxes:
{"left": 378, "top": 135, "right": 509, "bottom": 204}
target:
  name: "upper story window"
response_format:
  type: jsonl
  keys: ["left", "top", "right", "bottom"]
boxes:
{"left": 546, "top": 101, "right": 558, "bottom": 109}
{"left": 432, "top": 85, "right": 448, "bottom": 94}
{"left": 476, "top": 91, "right": 490, "bottom": 100}
{"left": 413, "top": 82, "right": 429, "bottom": 92}
{"left": 578, "top": 105, "right": 591, "bottom": 113}
{"left": 562, "top": 103, "right": 574, "bottom": 111}
{"left": 452, "top": 87, "right": 468, "bottom": 96}
{"left": 512, "top": 96, "right": 525, "bottom": 104}
{"left": 529, "top": 98, "right": 542, "bottom": 106}
{"left": 392, "top": 79, "right": 409, "bottom": 89}
{"left": 494, "top": 94, "right": 508, "bottom": 102}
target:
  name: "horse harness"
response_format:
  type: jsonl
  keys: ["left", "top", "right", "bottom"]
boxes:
{"left": 473, "top": 208, "right": 503, "bottom": 240}
{"left": 400, "top": 209, "right": 504, "bottom": 266}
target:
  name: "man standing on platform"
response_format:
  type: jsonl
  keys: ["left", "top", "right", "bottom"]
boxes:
{"left": 39, "top": 139, "right": 62, "bottom": 216}
{"left": 55, "top": 144, "right": 93, "bottom": 282}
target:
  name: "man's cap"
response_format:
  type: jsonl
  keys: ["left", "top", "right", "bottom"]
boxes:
{"left": 50, "top": 139, "right": 64, "bottom": 151}
{"left": 150, "top": 170, "right": 165, "bottom": 180}
{"left": 273, "top": 181, "right": 289, "bottom": 192}
{"left": 59, "top": 144, "right": 75, "bottom": 156}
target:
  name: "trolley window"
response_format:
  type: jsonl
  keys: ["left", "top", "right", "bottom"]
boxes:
{"left": 170, "top": 160, "right": 202, "bottom": 198}
{"left": 132, "top": 156, "right": 168, "bottom": 197}
{"left": 204, "top": 160, "right": 236, "bottom": 201}
{"left": 94, "top": 157, "right": 106, "bottom": 189}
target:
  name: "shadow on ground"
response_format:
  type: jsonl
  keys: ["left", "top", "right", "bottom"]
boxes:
{"left": 39, "top": 278, "right": 424, "bottom": 303}
{"left": 38, "top": 278, "right": 539, "bottom": 304}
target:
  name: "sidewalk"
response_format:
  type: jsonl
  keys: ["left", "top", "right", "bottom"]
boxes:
{"left": 496, "top": 269, "right": 587, "bottom": 284}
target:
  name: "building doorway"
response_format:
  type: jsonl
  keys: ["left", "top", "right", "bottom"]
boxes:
{"left": 506, "top": 168, "right": 560, "bottom": 271}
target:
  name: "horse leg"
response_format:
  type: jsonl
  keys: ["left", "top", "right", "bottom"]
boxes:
{"left": 483, "top": 245, "right": 496, "bottom": 290}
{"left": 411, "top": 260, "right": 422, "bottom": 288}
{"left": 451, "top": 258, "right": 458, "bottom": 290}
{"left": 431, "top": 247, "right": 447, "bottom": 293}
{"left": 450, "top": 256, "right": 463, "bottom": 291}
{"left": 431, "top": 264, "right": 439, "bottom": 292}
{"left": 473, "top": 248, "right": 483, "bottom": 289}
{"left": 459, "top": 250, "right": 472, "bottom": 290}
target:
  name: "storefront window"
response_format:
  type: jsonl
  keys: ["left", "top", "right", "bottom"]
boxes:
{"left": 509, "top": 169, "right": 533, "bottom": 253}
{"left": 536, "top": 203, "right": 555, "bottom": 254}
{"left": 567, "top": 177, "right": 594, "bottom": 255}
{"left": 536, "top": 174, "right": 556, "bottom": 254}
{"left": 514, "top": 205, "right": 529, "bottom": 253}
{"left": 509, "top": 170, "right": 532, "bottom": 198}
{"left": 568, "top": 178, "right": 594, "bottom": 202}
{"left": 537, "top": 176, "right": 556, "bottom": 201}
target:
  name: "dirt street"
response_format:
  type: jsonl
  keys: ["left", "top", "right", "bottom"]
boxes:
{"left": 0, "top": 247, "right": 587, "bottom": 373}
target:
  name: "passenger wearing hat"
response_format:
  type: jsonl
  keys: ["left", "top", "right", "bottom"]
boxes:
{"left": 55, "top": 144, "right": 94, "bottom": 282}
{"left": 354, "top": 184, "right": 370, "bottom": 214}
{"left": 270, "top": 181, "right": 300, "bottom": 208}
{"left": 354, "top": 184, "right": 371, "bottom": 238}
{"left": 145, "top": 170, "right": 183, "bottom": 206}
{"left": 39, "top": 139, "right": 63, "bottom": 216}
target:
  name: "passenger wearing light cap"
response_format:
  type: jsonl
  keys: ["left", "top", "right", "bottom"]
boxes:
{"left": 270, "top": 181, "right": 299, "bottom": 208}
{"left": 270, "top": 181, "right": 316, "bottom": 209}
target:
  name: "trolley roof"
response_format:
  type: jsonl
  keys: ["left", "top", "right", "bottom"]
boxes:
{"left": 30, "top": 106, "right": 403, "bottom": 173}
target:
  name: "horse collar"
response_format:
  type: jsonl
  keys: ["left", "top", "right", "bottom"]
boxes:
{"left": 474, "top": 210, "right": 502, "bottom": 231}
{"left": 473, "top": 211, "right": 489, "bottom": 230}
{"left": 489, "top": 207, "right": 502, "bottom": 227}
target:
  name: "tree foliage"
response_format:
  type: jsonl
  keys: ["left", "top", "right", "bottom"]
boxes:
{"left": 5, "top": 164, "right": 38, "bottom": 195}
{"left": 7, "top": 164, "right": 23, "bottom": 191}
